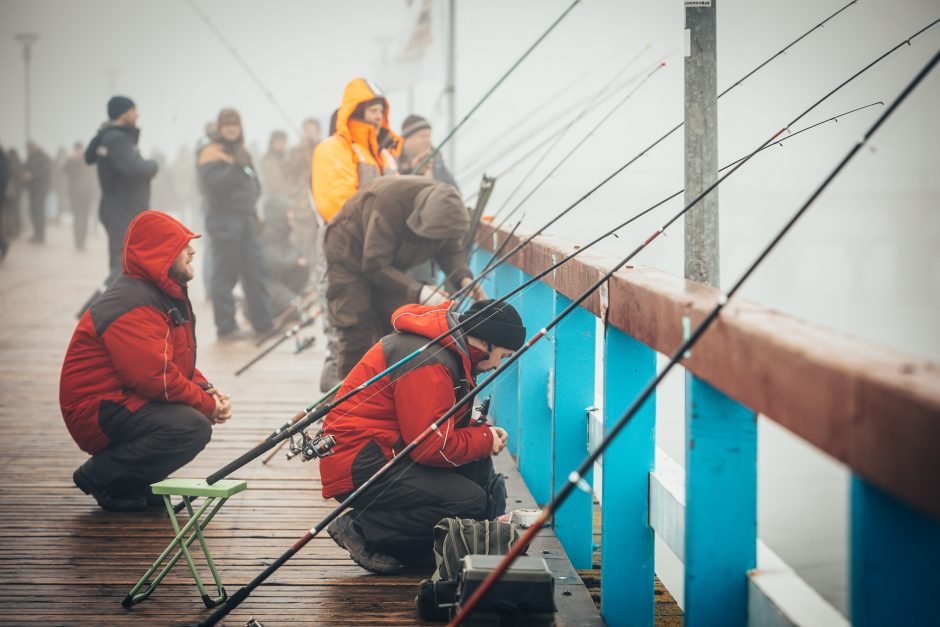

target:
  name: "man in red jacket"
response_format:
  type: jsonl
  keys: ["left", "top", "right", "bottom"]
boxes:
{"left": 321, "top": 299, "right": 526, "bottom": 574}
{"left": 60, "top": 210, "right": 231, "bottom": 511}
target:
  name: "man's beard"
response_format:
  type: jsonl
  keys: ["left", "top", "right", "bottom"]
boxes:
{"left": 168, "top": 265, "right": 192, "bottom": 285}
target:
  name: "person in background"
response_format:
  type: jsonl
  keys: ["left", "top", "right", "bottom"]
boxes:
{"left": 311, "top": 78, "right": 402, "bottom": 391}
{"left": 23, "top": 141, "right": 52, "bottom": 244}
{"left": 260, "top": 195, "right": 310, "bottom": 314}
{"left": 64, "top": 142, "right": 97, "bottom": 252}
{"left": 197, "top": 107, "right": 274, "bottom": 341}
{"left": 284, "top": 117, "right": 321, "bottom": 269}
{"left": 85, "top": 95, "right": 159, "bottom": 281}
{"left": 3, "top": 148, "right": 24, "bottom": 241}
{"left": 260, "top": 129, "right": 290, "bottom": 200}
{"left": 399, "top": 114, "right": 459, "bottom": 190}
{"left": 0, "top": 143, "right": 9, "bottom": 259}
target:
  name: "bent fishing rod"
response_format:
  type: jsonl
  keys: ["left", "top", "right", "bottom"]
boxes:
{"left": 200, "top": 6, "right": 920, "bottom": 492}
{"left": 459, "top": 43, "right": 652, "bottom": 181}
{"left": 197, "top": 35, "right": 904, "bottom": 623}
{"left": 448, "top": 0, "right": 863, "bottom": 304}
{"left": 489, "top": 60, "right": 669, "bottom": 232}
{"left": 412, "top": 0, "right": 582, "bottom": 175}
{"left": 461, "top": 46, "right": 645, "bottom": 193}
{"left": 451, "top": 47, "right": 940, "bottom": 625}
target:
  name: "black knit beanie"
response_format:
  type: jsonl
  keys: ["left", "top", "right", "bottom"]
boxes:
{"left": 107, "top": 95, "right": 135, "bottom": 120}
{"left": 459, "top": 299, "right": 526, "bottom": 351}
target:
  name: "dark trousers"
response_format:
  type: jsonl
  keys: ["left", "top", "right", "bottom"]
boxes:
{"left": 77, "top": 401, "right": 212, "bottom": 498}
{"left": 70, "top": 192, "right": 92, "bottom": 250}
{"left": 345, "top": 442, "right": 495, "bottom": 558}
{"left": 28, "top": 189, "right": 47, "bottom": 242}
{"left": 325, "top": 265, "right": 406, "bottom": 377}
{"left": 102, "top": 210, "right": 136, "bottom": 283}
{"left": 206, "top": 212, "right": 274, "bottom": 335}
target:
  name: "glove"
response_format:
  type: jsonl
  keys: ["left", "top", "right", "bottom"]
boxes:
{"left": 419, "top": 284, "right": 448, "bottom": 306}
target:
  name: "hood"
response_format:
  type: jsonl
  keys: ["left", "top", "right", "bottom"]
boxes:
{"left": 85, "top": 123, "right": 140, "bottom": 165}
{"left": 122, "top": 210, "right": 201, "bottom": 300}
{"left": 335, "top": 78, "right": 401, "bottom": 155}
{"left": 406, "top": 181, "right": 469, "bottom": 240}
{"left": 390, "top": 301, "right": 472, "bottom": 370}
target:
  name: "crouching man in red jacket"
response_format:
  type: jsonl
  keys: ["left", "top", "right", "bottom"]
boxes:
{"left": 321, "top": 299, "right": 526, "bottom": 574}
{"left": 60, "top": 210, "right": 231, "bottom": 511}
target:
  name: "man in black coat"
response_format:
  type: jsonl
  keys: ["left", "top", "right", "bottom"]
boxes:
{"left": 85, "top": 96, "right": 158, "bottom": 281}
{"left": 197, "top": 108, "right": 274, "bottom": 340}
{"left": 23, "top": 142, "right": 52, "bottom": 244}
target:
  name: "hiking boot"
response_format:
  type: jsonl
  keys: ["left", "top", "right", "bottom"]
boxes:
{"left": 327, "top": 513, "right": 403, "bottom": 575}
{"left": 73, "top": 466, "right": 147, "bottom": 512}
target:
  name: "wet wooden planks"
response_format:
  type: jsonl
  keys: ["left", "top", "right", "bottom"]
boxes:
{"left": 0, "top": 222, "right": 601, "bottom": 625}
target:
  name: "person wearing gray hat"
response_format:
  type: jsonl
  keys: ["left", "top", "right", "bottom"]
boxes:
{"left": 399, "top": 114, "right": 459, "bottom": 191}
{"left": 84, "top": 95, "right": 158, "bottom": 284}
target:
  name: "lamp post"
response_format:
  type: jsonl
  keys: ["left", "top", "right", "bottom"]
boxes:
{"left": 14, "top": 32, "right": 40, "bottom": 145}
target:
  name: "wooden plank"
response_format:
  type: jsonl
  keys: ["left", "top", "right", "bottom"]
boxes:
{"left": 0, "top": 222, "right": 601, "bottom": 625}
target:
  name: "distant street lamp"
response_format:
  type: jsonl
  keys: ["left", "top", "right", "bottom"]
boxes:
{"left": 14, "top": 32, "right": 40, "bottom": 144}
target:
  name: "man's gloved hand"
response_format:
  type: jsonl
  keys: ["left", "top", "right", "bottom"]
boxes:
{"left": 419, "top": 284, "right": 449, "bottom": 306}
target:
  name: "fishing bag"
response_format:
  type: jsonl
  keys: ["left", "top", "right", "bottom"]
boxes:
{"left": 416, "top": 517, "right": 523, "bottom": 621}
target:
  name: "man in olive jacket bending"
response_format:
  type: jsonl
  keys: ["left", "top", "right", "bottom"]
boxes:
{"left": 323, "top": 176, "right": 486, "bottom": 377}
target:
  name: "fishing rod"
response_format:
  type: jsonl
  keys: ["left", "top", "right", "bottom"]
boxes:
{"left": 488, "top": 59, "right": 668, "bottom": 230}
{"left": 447, "top": 0, "right": 864, "bottom": 306}
{"left": 234, "top": 309, "right": 321, "bottom": 377}
{"left": 450, "top": 47, "right": 940, "bottom": 626}
{"left": 185, "top": 0, "right": 299, "bottom": 136}
{"left": 198, "top": 0, "right": 878, "bottom": 491}
{"left": 411, "top": 0, "right": 582, "bottom": 175}
{"left": 419, "top": 215, "right": 523, "bottom": 307}
{"left": 255, "top": 289, "right": 318, "bottom": 347}
{"left": 458, "top": 44, "right": 653, "bottom": 186}
{"left": 197, "top": 23, "right": 912, "bottom": 620}
{"left": 451, "top": 100, "right": 883, "bottom": 311}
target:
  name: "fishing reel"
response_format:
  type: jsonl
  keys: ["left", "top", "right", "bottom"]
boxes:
{"left": 286, "top": 428, "right": 336, "bottom": 462}
{"left": 294, "top": 335, "right": 316, "bottom": 355}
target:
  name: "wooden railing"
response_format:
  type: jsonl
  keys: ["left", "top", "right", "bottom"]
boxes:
{"left": 470, "top": 223, "right": 940, "bottom": 627}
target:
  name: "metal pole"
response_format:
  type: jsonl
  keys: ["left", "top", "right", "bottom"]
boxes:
{"left": 683, "top": 1, "right": 719, "bottom": 286}
{"left": 445, "top": 0, "right": 457, "bottom": 171}
{"left": 15, "top": 33, "right": 39, "bottom": 145}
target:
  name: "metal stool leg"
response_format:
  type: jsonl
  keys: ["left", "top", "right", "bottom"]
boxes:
{"left": 122, "top": 495, "right": 227, "bottom": 607}
{"left": 183, "top": 495, "right": 229, "bottom": 607}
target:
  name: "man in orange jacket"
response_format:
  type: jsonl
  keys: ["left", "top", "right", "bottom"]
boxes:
{"left": 311, "top": 78, "right": 402, "bottom": 391}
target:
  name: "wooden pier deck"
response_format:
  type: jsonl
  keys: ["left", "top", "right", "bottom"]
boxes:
{"left": 0, "top": 221, "right": 602, "bottom": 625}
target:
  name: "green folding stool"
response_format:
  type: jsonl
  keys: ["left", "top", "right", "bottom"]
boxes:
{"left": 122, "top": 478, "right": 247, "bottom": 608}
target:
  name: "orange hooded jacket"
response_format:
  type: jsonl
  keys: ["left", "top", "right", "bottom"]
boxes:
{"left": 311, "top": 78, "right": 402, "bottom": 222}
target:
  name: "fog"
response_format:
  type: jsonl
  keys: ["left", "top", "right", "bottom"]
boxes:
{"left": 2, "top": 0, "right": 938, "bottom": 616}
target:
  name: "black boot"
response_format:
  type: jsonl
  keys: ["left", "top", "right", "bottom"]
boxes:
{"left": 327, "top": 513, "right": 403, "bottom": 575}
{"left": 73, "top": 465, "right": 147, "bottom": 512}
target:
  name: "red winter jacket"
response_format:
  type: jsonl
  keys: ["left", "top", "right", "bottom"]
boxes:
{"left": 59, "top": 210, "right": 216, "bottom": 455}
{"left": 319, "top": 302, "right": 493, "bottom": 499}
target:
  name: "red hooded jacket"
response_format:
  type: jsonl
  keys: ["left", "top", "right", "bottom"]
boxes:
{"left": 59, "top": 211, "right": 216, "bottom": 455}
{"left": 319, "top": 302, "right": 493, "bottom": 499}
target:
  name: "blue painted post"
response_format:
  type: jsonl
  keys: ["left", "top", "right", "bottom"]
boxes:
{"left": 515, "top": 276, "right": 555, "bottom": 504}
{"left": 490, "top": 262, "right": 523, "bottom": 455}
{"left": 851, "top": 476, "right": 940, "bottom": 627}
{"left": 602, "top": 327, "right": 656, "bottom": 626}
{"left": 551, "top": 295, "right": 595, "bottom": 569}
{"left": 469, "top": 249, "right": 490, "bottom": 280}
{"left": 684, "top": 374, "right": 757, "bottom": 627}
